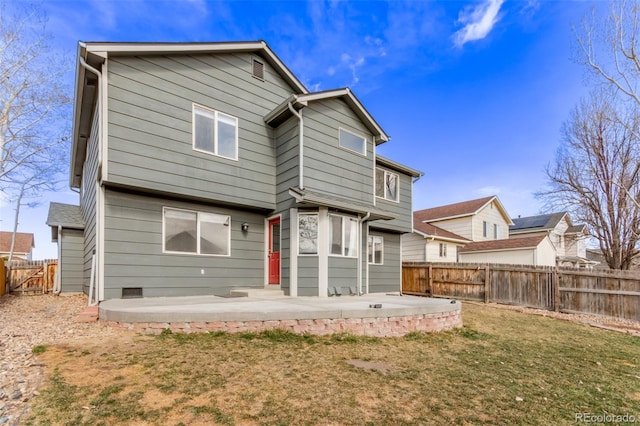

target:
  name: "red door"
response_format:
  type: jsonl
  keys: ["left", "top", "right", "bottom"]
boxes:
{"left": 268, "top": 218, "right": 281, "bottom": 284}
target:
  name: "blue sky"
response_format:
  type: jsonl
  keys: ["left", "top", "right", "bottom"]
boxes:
{"left": 2, "top": 0, "right": 602, "bottom": 259}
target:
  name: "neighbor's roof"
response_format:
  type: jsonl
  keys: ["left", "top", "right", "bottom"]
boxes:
{"left": 459, "top": 235, "right": 547, "bottom": 253}
{"left": 510, "top": 212, "right": 567, "bottom": 232}
{"left": 413, "top": 220, "right": 470, "bottom": 244}
{"left": 414, "top": 196, "right": 513, "bottom": 225}
{"left": 47, "top": 202, "right": 85, "bottom": 229}
{"left": 264, "top": 88, "right": 390, "bottom": 144}
{"left": 0, "top": 231, "right": 35, "bottom": 254}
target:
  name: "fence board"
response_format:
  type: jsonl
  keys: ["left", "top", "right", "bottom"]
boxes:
{"left": 403, "top": 262, "right": 640, "bottom": 322}
{"left": 0, "top": 259, "right": 5, "bottom": 297}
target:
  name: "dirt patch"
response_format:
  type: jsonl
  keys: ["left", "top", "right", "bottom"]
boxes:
{"left": 345, "top": 359, "right": 396, "bottom": 374}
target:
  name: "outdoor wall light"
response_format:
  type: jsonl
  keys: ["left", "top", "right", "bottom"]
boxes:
{"left": 241, "top": 222, "right": 249, "bottom": 232}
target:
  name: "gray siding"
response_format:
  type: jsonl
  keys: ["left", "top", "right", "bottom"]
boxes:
{"left": 302, "top": 99, "right": 375, "bottom": 204}
{"left": 328, "top": 256, "right": 357, "bottom": 294}
{"left": 368, "top": 231, "right": 401, "bottom": 293}
{"left": 371, "top": 167, "right": 414, "bottom": 233}
{"left": 102, "top": 188, "right": 266, "bottom": 299}
{"left": 80, "top": 104, "right": 100, "bottom": 295}
{"left": 275, "top": 117, "right": 300, "bottom": 209}
{"left": 278, "top": 210, "right": 291, "bottom": 294}
{"left": 105, "top": 53, "right": 297, "bottom": 210}
{"left": 297, "top": 256, "right": 318, "bottom": 297}
{"left": 60, "top": 228, "right": 84, "bottom": 293}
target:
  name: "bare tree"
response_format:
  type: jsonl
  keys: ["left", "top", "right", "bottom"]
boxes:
{"left": 0, "top": 2, "right": 70, "bottom": 188}
{"left": 540, "top": 89, "right": 640, "bottom": 269}
{"left": 0, "top": 2, "right": 71, "bottom": 259}
{"left": 576, "top": 1, "right": 640, "bottom": 108}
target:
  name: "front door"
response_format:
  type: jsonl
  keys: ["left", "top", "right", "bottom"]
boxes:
{"left": 268, "top": 217, "right": 281, "bottom": 285}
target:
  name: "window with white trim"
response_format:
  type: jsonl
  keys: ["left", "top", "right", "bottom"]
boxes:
{"left": 368, "top": 235, "right": 383, "bottom": 265}
{"left": 483, "top": 221, "right": 488, "bottom": 238}
{"left": 193, "top": 104, "right": 238, "bottom": 160}
{"left": 298, "top": 213, "right": 318, "bottom": 255}
{"left": 439, "top": 243, "right": 447, "bottom": 258}
{"left": 339, "top": 128, "right": 366, "bottom": 155}
{"left": 163, "top": 207, "right": 230, "bottom": 256}
{"left": 375, "top": 167, "right": 399, "bottom": 202}
{"left": 329, "top": 214, "right": 358, "bottom": 257}
{"left": 494, "top": 223, "right": 498, "bottom": 240}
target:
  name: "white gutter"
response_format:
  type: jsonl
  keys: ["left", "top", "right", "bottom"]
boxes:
{"left": 79, "top": 56, "right": 103, "bottom": 306}
{"left": 358, "top": 212, "right": 371, "bottom": 295}
{"left": 287, "top": 100, "right": 304, "bottom": 190}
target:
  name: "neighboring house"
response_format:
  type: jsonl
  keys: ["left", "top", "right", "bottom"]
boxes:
{"left": 509, "top": 213, "right": 595, "bottom": 268}
{"left": 401, "top": 216, "right": 469, "bottom": 262}
{"left": 458, "top": 235, "right": 557, "bottom": 266}
{"left": 403, "top": 196, "right": 513, "bottom": 263}
{"left": 0, "top": 231, "right": 35, "bottom": 260}
{"left": 47, "top": 202, "right": 85, "bottom": 293}
{"left": 47, "top": 41, "right": 421, "bottom": 301}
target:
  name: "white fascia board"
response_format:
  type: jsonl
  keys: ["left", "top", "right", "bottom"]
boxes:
{"left": 461, "top": 245, "right": 540, "bottom": 254}
{"left": 413, "top": 229, "right": 469, "bottom": 244}
{"left": 478, "top": 196, "right": 514, "bottom": 226}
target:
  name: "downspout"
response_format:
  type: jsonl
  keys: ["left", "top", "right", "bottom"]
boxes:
{"left": 358, "top": 212, "right": 371, "bottom": 295}
{"left": 287, "top": 101, "right": 304, "bottom": 190}
{"left": 79, "top": 56, "right": 102, "bottom": 306}
{"left": 53, "top": 226, "right": 62, "bottom": 295}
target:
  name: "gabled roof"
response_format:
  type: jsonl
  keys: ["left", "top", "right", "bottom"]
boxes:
{"left": 71, "top": 40, "right": 308, "bottom": 188}
{"left": 459, "top": 235, "right": 547, "bottom": 253}
{"left": 414, "top": 196, "right": 513, "bottom": 225}
{"left": 47, "top": 203, "right": 85, "bottom": 229}
{"left": 0, "top": 231, "right": 35, "bottom": 254}
{"left": 413, "top": 217, "right": 470, "bottom": 244}
{"left": 264, "top": 88, "right": 390, "bottom": 144}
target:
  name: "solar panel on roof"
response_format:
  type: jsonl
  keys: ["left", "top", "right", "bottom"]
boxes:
{"left": 510, "top": 215, "right": 551, "bottom": 230}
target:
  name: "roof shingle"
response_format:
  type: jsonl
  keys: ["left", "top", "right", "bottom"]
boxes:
{"left": 414, "top": 196, "right": 496, "bottom": 222}
{"left": 459, "top": 235, "right": 547, "bottom": 253}
{"left": 0, "top": 231, "right": 35, "bottom": 254}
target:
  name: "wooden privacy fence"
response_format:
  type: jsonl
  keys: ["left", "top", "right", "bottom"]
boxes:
{"left": 4, "top": 259, "right": 58, "bottom": 295}
{"left": 403, "top": 262, "right": 640, "bottom": 322}
{"left": 0, "top": 259, "right": 6, "bottom": 297}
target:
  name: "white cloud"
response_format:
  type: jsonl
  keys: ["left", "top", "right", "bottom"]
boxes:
{"left": 453, "top": 0, "right": 505, "bottom": 48}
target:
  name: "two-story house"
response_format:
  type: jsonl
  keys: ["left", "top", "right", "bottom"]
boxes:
{"left": 402, "top": 196, "right": 512, "bottom": 263}
{"left": 509, "top": 212, "right": 594, "bottom": 268}
{"left": 47, "top": 41, "right": 421, "bottom": 301}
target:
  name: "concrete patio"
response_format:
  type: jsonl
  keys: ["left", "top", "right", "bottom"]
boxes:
{"left": 99, "top": 293, "right": 462, "bottom": 337}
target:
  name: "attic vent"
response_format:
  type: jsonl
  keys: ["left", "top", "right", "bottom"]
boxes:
{"left": 122, "top": 287, "right": 143, "bottom": 299}
{"left": 252, "top": 58, "right": 264, "bottom": 80}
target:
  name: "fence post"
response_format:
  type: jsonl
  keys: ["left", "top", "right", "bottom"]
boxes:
{"left": 553, "top": 266, "right": 560, "bottom": 312}
{"left": 484, "top": 265, "right": 491, "bottom": 303}
{"left": 427, "top": 264, "right": 433, "bottom": 296}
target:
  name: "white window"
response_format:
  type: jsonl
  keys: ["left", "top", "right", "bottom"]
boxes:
{"left": 439, "top": 243, "right": 447, "bottom": 258}
{"left": 376, "top": 167, "right": 399, "bottom": 202}
{"left": 368, "top": 235, "right": 383, "bottom": 265}
{"left": 193, "top": 104, "right": 238, "bottom": 160}
{"left": 163, "top": 207, "right": 230, "bottom": 256}
{"left": 494, "top": 224, "right": 498, "bottom": 240}
{"left": 339, "top": 128, "right": 366, "bottom": 155}
{"left": 298, "top": 213, "right": 318, "bottom": 255}
{"left": 329, "top": 214, "right": 358, "bottom": 257}
{"left": 483, "top": 221, "right": 488, "bottom": 238}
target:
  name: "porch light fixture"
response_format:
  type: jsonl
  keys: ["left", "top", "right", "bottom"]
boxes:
{"left": 241, "top": 222, "right": 249, "bottom": 232}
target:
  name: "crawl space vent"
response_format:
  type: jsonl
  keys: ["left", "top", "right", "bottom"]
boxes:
{"left": 252, "top": 59, "right": 264, "bottom": 80}
{"left": 122, "top": 287, "right": 143, "bottom": 299}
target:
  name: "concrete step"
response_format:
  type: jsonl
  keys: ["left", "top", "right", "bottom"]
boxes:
{"left": 76, "top": 305, "right": 99, "bottom": 322}
{"left": 229, "top": 288, "right": 285, "bottom": 298}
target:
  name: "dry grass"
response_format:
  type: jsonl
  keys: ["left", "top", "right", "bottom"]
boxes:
{"left": 26, "top": 303, "right": 640, "bottom": 425}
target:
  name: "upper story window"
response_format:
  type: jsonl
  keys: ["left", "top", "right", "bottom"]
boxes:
{"left": 439, "top": 243, "right": 447, "bottom": 258}
{"left": 494, "top": 224, "right": 498, "bottom": 239}
{"left": 163, "top": 207, "right": 230, "bottom": 256}
{"left": 329, "top": 214, "right": 358, "bottom": 257}
{"left": 483, "top": 221, "right": 488, "bottom": 238}
{"left": 376, "top": 167, "right": 399, "bottom": 202}
{"left": 193, "top": 104, "right": 238, "bottom": 160}
{"left": 339, "top": 128, "right": 366, "bottom": 156}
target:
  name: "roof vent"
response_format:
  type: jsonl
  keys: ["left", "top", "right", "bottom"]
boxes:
{"left": 252, "top": 58, "right": 264, "bottom": 80}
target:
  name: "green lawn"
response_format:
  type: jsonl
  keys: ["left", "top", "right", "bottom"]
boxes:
{"left": 27, "top": 302, "right": 640, "bottom": 425}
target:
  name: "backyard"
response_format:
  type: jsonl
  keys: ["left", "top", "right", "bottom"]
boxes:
{"left": 22, "top": 302, "right": 640, "bottom": 425}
